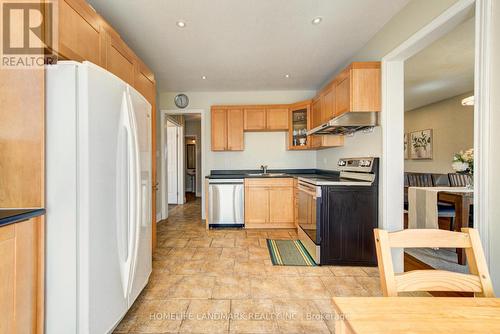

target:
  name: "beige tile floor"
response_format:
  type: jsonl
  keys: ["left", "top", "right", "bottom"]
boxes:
{"left": 114, "top": 198, "right": 385, "bottom": 333}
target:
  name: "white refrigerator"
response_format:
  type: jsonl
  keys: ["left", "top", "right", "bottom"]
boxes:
{"left": 45, "top": 61, "right": 152, "bottom": 334}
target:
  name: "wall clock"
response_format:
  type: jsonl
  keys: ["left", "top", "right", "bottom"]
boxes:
{"left": 174, "top": 94, "right": 189, "bottom": 109}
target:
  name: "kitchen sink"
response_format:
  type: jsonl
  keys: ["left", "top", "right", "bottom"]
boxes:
{"left": 246, "top": 173, "right": 287, "bottom": 177}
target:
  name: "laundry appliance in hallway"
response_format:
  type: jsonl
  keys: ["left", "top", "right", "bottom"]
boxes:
{"left": 45, "top": 61, "right": 152, "bottom": 333}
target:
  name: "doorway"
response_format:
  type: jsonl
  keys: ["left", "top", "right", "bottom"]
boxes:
{"left": 185, "top": 135, "right": 197, "bottom": 203}
{"left": 381, "top": 0, "right": 492, "bottom": 272}
{"left": 160, "top": 110, "right": 204, "bottom": 221}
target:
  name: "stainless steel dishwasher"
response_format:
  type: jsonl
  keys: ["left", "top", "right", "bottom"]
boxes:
{"left": 208, "top": 179, "right": 244, "bottom": 227}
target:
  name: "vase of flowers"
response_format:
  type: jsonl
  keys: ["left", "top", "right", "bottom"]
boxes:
{"left": 452, "top": 148, "right": 474, "bottom": 188}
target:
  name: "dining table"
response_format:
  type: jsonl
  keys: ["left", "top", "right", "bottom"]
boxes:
{"left": 438, "top": 190, "right": 474, "bottom": 265}
{"left": 332, "top": 297, "right": 500, "bottom": 334}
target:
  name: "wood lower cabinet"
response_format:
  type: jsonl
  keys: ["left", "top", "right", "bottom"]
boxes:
{"left": 0, "top": 217, "right": 44, "bottom": 333}
{"left": 211, "top": 108, "right": 244, "bottom": 151}
{"left": 244, "top": 178, "right": 295, "bottom": 228}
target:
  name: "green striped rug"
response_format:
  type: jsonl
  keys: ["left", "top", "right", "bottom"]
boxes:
{"left": 266, "top": 239, "right": 317, "bottom": 266}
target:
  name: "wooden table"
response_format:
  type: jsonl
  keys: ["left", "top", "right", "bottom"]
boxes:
{"left": 438, "top": 191, "right": 473, "bottom": 265}
{"left": 332, "top": 297, "right": 500, "bottom": 334}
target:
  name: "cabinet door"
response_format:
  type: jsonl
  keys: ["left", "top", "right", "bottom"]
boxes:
{"left": 351, "top": 68, "right": 381, "bottom": 112}
{"left": 269, "top": 187, "right": 294, "bottom": 225}
{"left": 335, "top": 75, "right": 351, "bottom": 116}
{"left": 105, "top": 33, "right": 136, "bottom": 85}
{"left": 311, "top": 97, "right": 322, "bottom": 128}
{"left": 59, "top": 0, "right": 101, "bottom": 65}
{"left": 134, "top": 63, "right": 155, "bottom": 105}
{"left": 245, "top": 187, "right": 269, "bottom": 225}
{"left": 211, "top": 109, "right": 227, "bottom": 151}
{"left": 266, "top": 107, "right": 289, "bottom": 130}
{"left": 227, "top": 108, "right": 244, "bottom": 151}
{"left": 0, "top": 218, "right": 43, "bottom": 334}
{"left": 321, "top": 85, "right": 335, "bottom": 122}
{"left": 244, "top": 108, "right": 266, "bottom": 130}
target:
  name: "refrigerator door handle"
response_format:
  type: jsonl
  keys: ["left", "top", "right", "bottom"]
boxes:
{"left": 125, "top": 89, "right": 142, "bottom": 297}
{"left": 116, "top": 92, "right": 137, "bottom": 298}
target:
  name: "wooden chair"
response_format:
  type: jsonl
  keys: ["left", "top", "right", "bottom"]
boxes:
{"left": 407, "top": 173, "right": 434, "bottom": 187}
{"left": 374, "top": 228, "right": 494, "bottom": 297}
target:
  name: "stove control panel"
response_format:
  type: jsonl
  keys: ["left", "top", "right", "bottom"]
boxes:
{"left": 338, "top": 157, "right": 375, "bottom": 172}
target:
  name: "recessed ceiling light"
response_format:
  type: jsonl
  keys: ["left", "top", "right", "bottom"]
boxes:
{"left": 311, "top": 17, "right": 322, "bottom": 25}
{"left": 284, "top": 74, "right": 290, "bottom": 78}
{"left": 201, "top": 75, "right": 207, "bottom": 80}
{"left": 176, "top": 20, "right": 186, "bottom": 28}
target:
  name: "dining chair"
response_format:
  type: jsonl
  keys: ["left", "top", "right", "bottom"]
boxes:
{"left": 374, "top": 228, "right": 495, "bottom": 297}
{"left": 449, "top": 173, "right": 472, "bottom": 187}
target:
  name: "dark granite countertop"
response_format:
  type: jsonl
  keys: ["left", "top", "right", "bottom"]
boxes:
{"left": 206, "top": 169, "right": 339, "bottom": 179}
{"left": 0, "top": 208, "right": 46, "bottom": 228}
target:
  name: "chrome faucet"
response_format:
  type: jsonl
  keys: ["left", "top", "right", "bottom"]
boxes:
{"left": 261, "top": 165, "right": 268, "bottom": 174}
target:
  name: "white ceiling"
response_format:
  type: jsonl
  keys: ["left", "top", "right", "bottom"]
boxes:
{"left": 404, "top": 16, "right": 475, "bottom": 111}
{"left": 87, "top": 0, "right": 409, "bottom": 92}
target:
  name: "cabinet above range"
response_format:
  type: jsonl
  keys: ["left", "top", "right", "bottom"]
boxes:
{"left": 210, "top": 61, "right": 380, "bottom": 152}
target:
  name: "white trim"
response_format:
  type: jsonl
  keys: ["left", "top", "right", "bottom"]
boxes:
{"left": 161, "top": 109, "right": 206, "bottom": 219}
{"left": 474, "top": 0, "right": 492, "bottom": 262}
{"left": 184, "top": 134, "right": 200, "bottom": 195}
{"left": 381, "top": 0, "right": 480, "bottom": 273}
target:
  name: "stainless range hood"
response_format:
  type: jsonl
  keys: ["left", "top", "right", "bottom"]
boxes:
{"left": 307, "top": 112, "right": 379, "bottom": 136}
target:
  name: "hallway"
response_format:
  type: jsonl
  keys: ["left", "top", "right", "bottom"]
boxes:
{"left": 114, "top": 198, "right": 383, "bottom": 333}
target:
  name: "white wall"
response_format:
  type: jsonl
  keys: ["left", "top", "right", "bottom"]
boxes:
{"left": 316, "top": 0, "right": 460, "bottom": 169}
{"left": 185, "top": 119, "right": 202, "bottom": 196}
{"left": 159, "top": 90, "right": 316, "bottom": 218}
{"left": 404, "top": 92, "right": 474, "bottom": 173}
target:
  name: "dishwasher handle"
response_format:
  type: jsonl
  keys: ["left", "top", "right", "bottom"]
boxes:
{"left": 208, "top": 178, "right": 244, "bottom": 184}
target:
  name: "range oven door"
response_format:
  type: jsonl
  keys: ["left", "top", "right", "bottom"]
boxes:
{"left": 297, "top": 181, "right": 321, "bottom": 263}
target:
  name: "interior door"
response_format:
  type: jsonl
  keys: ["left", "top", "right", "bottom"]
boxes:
{"left": 81, "top": 62, "right": 128, "bottom": 333}
{"left": 167, "top": 122, "right": 178, "bottom": 203}
{"left": 126, "top": 86, "right": 152, "bottom": 306}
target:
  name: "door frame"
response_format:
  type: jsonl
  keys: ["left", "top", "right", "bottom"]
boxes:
{"left": 381, "top": 0, "right": 492, "bottom": 272}
{"left": 160, "top": 109, "right": 205, "bottom": 219}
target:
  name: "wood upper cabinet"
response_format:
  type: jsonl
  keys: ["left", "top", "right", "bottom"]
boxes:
{"left": 335, "top": 72, "right": 351, "bottom": 116}
{"left": 245, "top": 178, "right": 294, "bottom": 228}
{"left": 103, "top": 31, "right": 136, "bottom": 85}
{"left": 211, "top": 108, "right": 228, "bottom": 151}
{"left": 227, "top": 109, "right": 244, "bottom": 151}
{"left": 211, "top": 108, "right": 244, "bottom": 151}
{"left": 335, "top": 62, "right": 381, "bottom": 116}
{"left": 0, "top": 217, "right": 44, "bottom": 333}
{"left": 134, "top": 60, "right": 156, "bottom": 105}
{"left": 244, "top": 108, "right": 266, "bottom": 130}
{"left": 243, "top": 106, "right": 289, "bottom": 131}
{"left": 58, "top": 0, "right": 101, "bottom": 65}
{"left": 311, "top": 97, "right": 323, "bottom": 129}
{"left": 321, "top": 84, "right": 336, "bottom": 122}
{"left": 266, "top": 107, "right": 289, "bottom": 130}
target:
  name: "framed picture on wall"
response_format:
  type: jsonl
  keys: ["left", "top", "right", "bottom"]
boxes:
{"left": 404, "top": 133, "right": 409, "bottom": 160}
{"left": 410, "top": 129, "right": 433, "bottom": 160}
